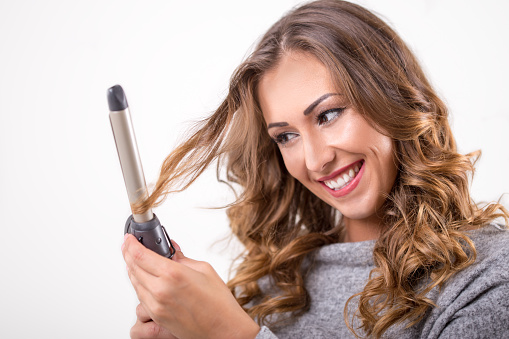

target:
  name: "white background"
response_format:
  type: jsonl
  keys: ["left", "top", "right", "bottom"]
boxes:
{"left": 1, "top": 0, "right": 508, "bottom": 338}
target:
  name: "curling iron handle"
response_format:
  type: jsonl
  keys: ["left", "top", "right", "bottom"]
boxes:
{"left": 124, "top": 214, "right": 175, "bottom": 259}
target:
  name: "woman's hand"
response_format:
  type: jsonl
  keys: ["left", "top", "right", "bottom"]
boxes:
{"left": 131, "top": 303, "right": 177, "bottom": 339}
{"left": 122, "top": 234, "right": 260, "bottom": 339}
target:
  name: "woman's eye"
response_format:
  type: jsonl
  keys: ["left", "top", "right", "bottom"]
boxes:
{"left": 273, "top": 132, "right": 298, "bottom": 146}
{"left": 316, "top": 108, "right": 345, "bottom": 125}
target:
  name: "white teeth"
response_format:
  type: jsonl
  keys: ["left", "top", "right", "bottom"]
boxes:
{"left": 323, "top": 162, "right": 362, "bottom": 190}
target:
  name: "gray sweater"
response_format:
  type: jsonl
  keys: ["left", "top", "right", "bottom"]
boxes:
{"left": 255, "top": 224, "right": 509, "bottom": 338}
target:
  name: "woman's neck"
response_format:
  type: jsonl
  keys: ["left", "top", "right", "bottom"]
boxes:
{"left": 343, "top": 216, "right": 383, "bottom": 242}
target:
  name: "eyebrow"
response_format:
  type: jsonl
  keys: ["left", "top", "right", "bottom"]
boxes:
{"left": 303, "top": 93, "right": 337, "bottom": 115}
{"left": 267, "top": 93, "right": 339, "bottom": 129}
{"left": 267, "top": 121, "right": 289, "bottom": 129}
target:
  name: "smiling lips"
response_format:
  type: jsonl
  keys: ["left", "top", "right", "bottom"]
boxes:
{"left": 318, "top": 160, "right": 364, "bottom": 197}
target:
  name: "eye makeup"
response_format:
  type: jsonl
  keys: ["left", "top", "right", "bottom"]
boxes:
{"left": 315, "top": 107, "right": 346, "bottom": 126}
{"left": 266, "top": 93, "right": 348, "bottom": 146}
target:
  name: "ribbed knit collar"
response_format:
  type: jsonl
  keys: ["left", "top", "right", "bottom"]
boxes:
{"left": 313, "top": 239, "right": 376, "bottom": 266}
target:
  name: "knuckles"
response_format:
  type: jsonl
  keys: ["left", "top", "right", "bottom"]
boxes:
{"left": 146, "top": 321, "right": 163, "bottom": 338}
{"left": 150, "top": 302, "right": 169, "bottom": 324}
{"left": 136, "top": 303, "right": 147, "bottom": 320}
{"left": 197, "top": 261, "right": 214, "bottom": 274}
{"left": 152, "top": 285, "right": 170, "bottom": 304}
{"left": 132, "top": 247, "right": 146, "bottom": 263}
{"left": 131, "top": 320, "right": 162, "bottom": 339}
{"left": 195, "top": 260, "right": 218, "bottom": 280}
{"left": 160, "top": 265, "right": 183, "bottom": 283}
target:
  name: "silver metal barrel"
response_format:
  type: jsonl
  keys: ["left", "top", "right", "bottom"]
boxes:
{"left": 109, "top": 85, "right": 153, "bottom": 223}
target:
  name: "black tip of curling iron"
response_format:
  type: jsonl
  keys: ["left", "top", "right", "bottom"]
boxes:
{"left": 107, "top": 85, "right": 129, "bottom": 111}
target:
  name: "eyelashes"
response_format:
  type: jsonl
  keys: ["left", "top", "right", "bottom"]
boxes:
{"left": 272, "top": 131, "right": 298, "bottom": 145}
{"left": 271, "top": 107, "right": 346, "bottom": 146}
{"left": 315, "top": 107, "right": 346, "bottom": 125}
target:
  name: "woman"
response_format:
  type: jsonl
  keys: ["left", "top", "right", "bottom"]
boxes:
{"left": 121, "top": 0, "right": 509, "bottom": 338}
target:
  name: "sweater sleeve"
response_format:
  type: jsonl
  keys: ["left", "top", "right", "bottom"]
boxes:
{"left": 437, "top": 282, "right": 509, "bottom": 339}
{"left": 255, "top": 326, "right": 279, "bottom": 339}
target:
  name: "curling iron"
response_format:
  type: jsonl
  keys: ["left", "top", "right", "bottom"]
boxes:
{"left": 108, "top": 85, "right": 175, "bottom": 259}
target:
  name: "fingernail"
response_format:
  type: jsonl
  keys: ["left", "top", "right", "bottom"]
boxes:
{"left": 126, "top": 265, "right": 129, "bottom": 272}
{"left": 121, "top": 242, "right": 125, "bottom": 252}
{"left": 124, "top": 233, "right": 129, "bottom": 241}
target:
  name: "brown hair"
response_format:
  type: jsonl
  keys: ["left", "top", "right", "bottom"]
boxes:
{"left": 133, "top": 0, "right": 508, "bottom": 337}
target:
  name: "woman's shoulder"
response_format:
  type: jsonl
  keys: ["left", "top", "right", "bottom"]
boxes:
{"left": 442, "top": 223, "right": 509, "bottom": 299}
{"left": 416, "top": 223, "right": 509, "bottom": 338}
{"left": 466, "top": 222, "right": 509, "bottom": 263}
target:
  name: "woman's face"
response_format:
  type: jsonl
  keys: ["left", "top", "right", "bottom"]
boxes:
{"left": 258, "top": 52, "right": 398, "bottom": 233}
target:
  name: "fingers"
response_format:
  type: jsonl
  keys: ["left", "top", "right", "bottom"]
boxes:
{"left": 123, "top": 236, "right": 192, "bottom": 293}
{"left": 123, "top": 234, "right": 167, "bottom": 277}
{"left": 173, "top": 252, "right": 222, "bottom": 280}
{"left": 123, "top": 235, "right": 190, "bottom": 278}
{"left": 132, "top": 302, "right": 177, "bottom": 338}
{"left": 123, "top": 235, "right": 260, "bottom": 339}
{"left": 170, "top": 240, "right": 182, "bottom": 253}
{"left": 127, "top": 268, "right": 155, "bottom": 317}
{"left": 136, "top": 303, "right": 152, "bottom": 323}
{"left": 122, "top": 235, "right": 221, "bottom": 300}
{"left": 130, "top": 318, "right": 177, "bottom": 339}
{"left": 123, "top": 235, "right": 196, "bottom": 324}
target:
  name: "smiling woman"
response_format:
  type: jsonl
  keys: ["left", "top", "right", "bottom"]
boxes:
{"left": 121, "top": 0, "right": 509, "bottom": 338}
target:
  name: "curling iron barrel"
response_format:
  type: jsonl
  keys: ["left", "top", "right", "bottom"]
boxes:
{"left": 109, "top": 85, "right": 175, "bottom": 259}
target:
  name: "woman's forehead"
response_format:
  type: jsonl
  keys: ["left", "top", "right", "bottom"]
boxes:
{"left": 258, "top": 52, "right": 337, "bottom": 117}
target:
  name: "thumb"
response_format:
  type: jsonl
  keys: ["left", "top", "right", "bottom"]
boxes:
{"left": 170, "top": 242, "right": 207, "bottom": 271}
{"left": 170, "top": 240, "right": 186, "bottom": 261}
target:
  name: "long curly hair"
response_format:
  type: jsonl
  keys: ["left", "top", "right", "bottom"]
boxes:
{"left": 133, "top": 0, "right": 508, "bottom": 337}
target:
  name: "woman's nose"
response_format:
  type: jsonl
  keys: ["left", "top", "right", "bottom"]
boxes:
{"left": 302, "top": 135, "right": 335, "bottom": 172}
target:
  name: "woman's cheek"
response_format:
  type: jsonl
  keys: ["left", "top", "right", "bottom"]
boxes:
{"left": 281, "top": 149, "right": 303, "bottom": 178}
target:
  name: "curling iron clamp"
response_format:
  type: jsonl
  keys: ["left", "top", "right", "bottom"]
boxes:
{"left": 108, "top": 85, "right": 175, "bottom": 258}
